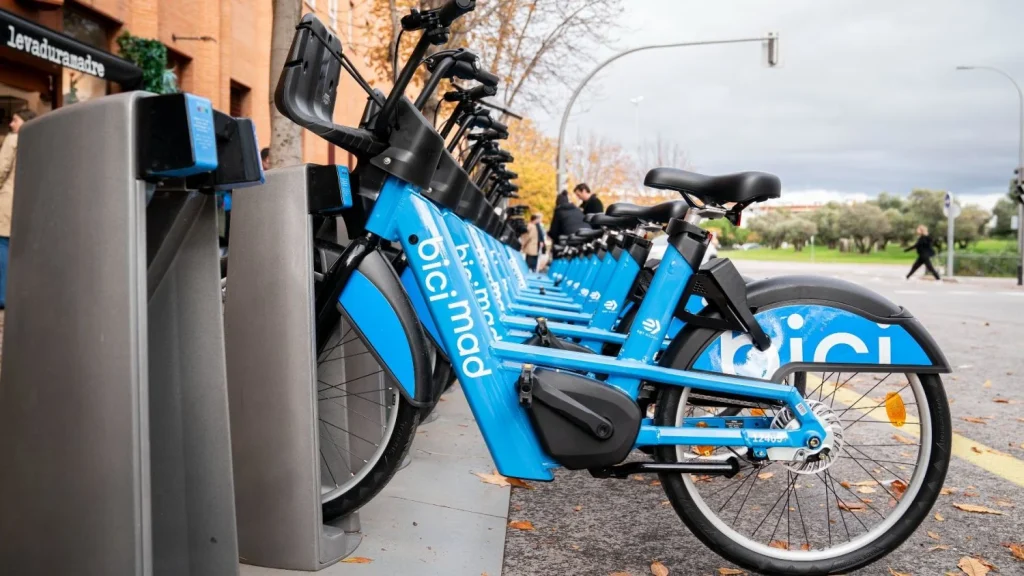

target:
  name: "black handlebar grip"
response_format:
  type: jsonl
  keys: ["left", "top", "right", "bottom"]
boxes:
{"left": 489, "top": 118, "right": 508, "bottom": 133}
{"left": 438, "top": 0, "right": 475, "bottom": 26}
{"left": 467, "top": 84, "right": 497, "bottom": 100}
{"left": 451, "top": 60, "right": 478, "bottom": 81}
{"left": 475, "top": 69, "right": 500, "bottom": 87}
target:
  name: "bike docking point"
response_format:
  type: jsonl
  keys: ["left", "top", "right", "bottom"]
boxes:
{"left": 224, "top": 165, "right": 365, "bottom": 570}
{"left": 0, "top": 92, "right": 244, "bottom": 576}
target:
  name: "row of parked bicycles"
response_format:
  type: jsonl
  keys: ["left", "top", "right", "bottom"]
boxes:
{"left": 274, "top": 3, "right": 953, "bottom": 574}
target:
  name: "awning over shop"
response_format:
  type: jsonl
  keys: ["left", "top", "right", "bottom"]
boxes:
{"left": 2, "top": 8, "right": 142, "bottom": 88}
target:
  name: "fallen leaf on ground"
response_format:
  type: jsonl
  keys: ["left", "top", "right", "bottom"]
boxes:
{"left": 757, "top": 472, "right": 775, "bottom": 480}
{"left": 650, "top": 560, "right": 669, "bottom": 576}
{"left": 570, "top": 544, "right": 580, "bottom": 550}
{"left": 891, "top": 479, "right": 908, "bottom": 498}
{"left": 889, "top": 568, "right": 911, "bottom": 576}
{"left": 632, "top": 475, "right": 646, "bottom": 481}
{"left": 930, "top": 544, "right": 951, "bottom": 551}
{"left": 961, "top": 417, "right": 987, "bottom": 425}
{"left": 958, "top": 556, "right": 990, "bottom": 576}
{"left": 994, "top": 499, "right": 1014, "bottom": 508}
{"left": 858, "top": 486, "right": 877, "bottom": 494}
{"left": 838, "top": 501, "right": 866, "bottom": 512}
{"left": 1017, "top": 418, "right": 1024, "bottom": 423}
{"left": 850, "top": 480, "right": 879, "bottom": 486}
{"left": 573, "top": 505, "right": 583, "bottom": 512}
{"left": 660, "top": 500, "right": 671, "bottom": 506}
{"left": 893, "top": 434, "right": 917, "bottom": 445}
{"left": 928, "top": 531, "right": 941, "bottom": 540}
{"left": 717, "top": 568, "right": 745, "bottom": 575}
{"left": 962, "top": 491, "right": 979, "bottom": 497}
{"left": 473, "top": 471, "right": 510, "bottom": 488}
{"left": 800, "top": 543, "right": 811, "bottom": 551}
{"left": 1002, "top": 542, "right": 1024, "bottom": 561}
{"left": 993, "top": 398, "right": 1012, "bottom": 404}
{"left": 983, "top": 380, "right": 992, "bottom": 388}
{"left": 508, "top": 520, "right": 535, "bottom": 531}
{"left": 953, "top": 503, "right": 1004, "bottom": 515}
{"left": 609, "top": 572, "right": 631, "bottom": 576}
{"left": 340, "top": 557, "right": 373, "bottom": 564}
{"left": 768, "top": 540, "right": 789, "bottom": 550}
{"left": 506, "top": 477, "right": 534, "bottom": 490}
{"left": 936, "top": 512, "right": 945, "bottom": 521}
{"left": 971, "top": 446, "right": 984, "bottom": 454}
{"left": 941, "top": 487, "right": 958, "bottom": 495}
{"left": 458, "top": 424, "right": 469, "bottom": 428}
{"left": 650, "top": 480, "right": 662, "bottom": 486}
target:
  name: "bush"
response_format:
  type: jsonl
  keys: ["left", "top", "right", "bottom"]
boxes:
{"left": 939, "top": 252, "right": 1020, "bottom": 277}
{"left": 116, "top": 32, "right": 178, "bottom": 94}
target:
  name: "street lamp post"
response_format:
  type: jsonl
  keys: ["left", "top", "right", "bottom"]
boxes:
{"left": 956, "top": 65, "right": 1024, "bottom": 286}
{"left": 556, "top": 33, "right": 779, "bottom": 194}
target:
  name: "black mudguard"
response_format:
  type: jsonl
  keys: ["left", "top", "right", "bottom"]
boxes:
{"left": 661, "top": 274, "right": 951, "bottom": 379}
{"left": 325, "top": 237, "right": 434, "bottom": 408}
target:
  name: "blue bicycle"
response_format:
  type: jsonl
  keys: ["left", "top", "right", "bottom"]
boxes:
{"left": 280, "top": 6, "right": 952, "bottom": 575}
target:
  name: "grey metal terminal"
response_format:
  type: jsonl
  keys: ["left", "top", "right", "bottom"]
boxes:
{"left": 224, "top": 165, "right": 365, "bottom": 571}
{"left": 0, "top": 92, "right": 239, "bottom": 576}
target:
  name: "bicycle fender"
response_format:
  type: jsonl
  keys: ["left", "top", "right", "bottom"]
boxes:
{"left": 338, "top": 247, "right": 433, "bottom": 407}
{"left": 662, "top": 275, "right": 950, "bottom": 380}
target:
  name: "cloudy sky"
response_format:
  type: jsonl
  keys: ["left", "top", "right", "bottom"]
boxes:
{"left": 531, "top": 0, "right": 1024, "bottom": 209}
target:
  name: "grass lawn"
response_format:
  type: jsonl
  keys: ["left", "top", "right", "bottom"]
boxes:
{"left": 725, "top": 238, "right": 1018, "bottom": 264}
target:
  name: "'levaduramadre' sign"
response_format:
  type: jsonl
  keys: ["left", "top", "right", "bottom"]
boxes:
{"left": 1, "top": 8, "right": 143, "bottom": 87}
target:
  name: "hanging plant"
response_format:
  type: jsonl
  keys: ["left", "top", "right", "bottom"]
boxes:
{"left": 116, "top": 32, "right": 179, "bottom": 94}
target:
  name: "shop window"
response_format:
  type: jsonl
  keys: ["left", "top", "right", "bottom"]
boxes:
{"left": 230, "top": 81, "right": 251, "bottom": 118}
{"left": 61, "top": 5, "right": 113, "bottom": 105}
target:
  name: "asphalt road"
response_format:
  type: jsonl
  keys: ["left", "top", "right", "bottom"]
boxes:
{"left": 503, "top": 261, "right": 1024, "bottom": 576}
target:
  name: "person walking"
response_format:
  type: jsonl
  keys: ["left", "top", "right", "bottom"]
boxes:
{"left": 521, "top": 213, "right": 542, "bottom": 271}
{"left": 905, "top": 225, "right": 941, "bottom": 281}
{"left": 548, "top": 190, "right": 590, "bottom": 245}
{"left": 574, "top": 182, "right": 603, "bottom": 215}
{"left": 0, "top": 109, "right": 37, "bottom": 309}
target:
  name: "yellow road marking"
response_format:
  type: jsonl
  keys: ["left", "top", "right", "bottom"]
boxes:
{"left": 817, "top": 379, "right": 1024, "bottom": 488}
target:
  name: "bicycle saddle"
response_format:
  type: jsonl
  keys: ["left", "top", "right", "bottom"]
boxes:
{"left": 573, "top": 228, "right": 605, "bottom": 241}
{"left": 585, "top": 213, "right": 639, "bottom": 230}
{"left": 605, "top": 200, "right": 688, "bottom": 224}
{"left": 644, "top": 167, "right": 781, "bottom": 206}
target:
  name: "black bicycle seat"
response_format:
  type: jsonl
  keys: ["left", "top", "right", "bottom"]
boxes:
{"left": 605, "top": 200, "right": 688, "bottom": 224}
{"left": 573, "top": 228, "right": 604, "bottom": 241}
{"left": 585, "top": 213, "right": 639, "bottom": 230}
{"left": 644, "top": 167, "right": 781, "bottom": 206}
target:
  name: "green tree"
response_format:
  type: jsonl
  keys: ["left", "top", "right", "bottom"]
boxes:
{"left": 747, "top": 210, "right": 789, "bottom": 249}
{"left": 882, "top": 208, "right": 916, "bottom": 249}
{"left": 904, "top": 189, "right": 948, "bottom": 248}
{"left": 954, "top": 205, "right": 991, "bottom": 249}
{"left": 992, "top": 196, "right": 1017, "bottom": 237}
{"left": 782, "top": 216, "right": 818, "bottom": 251}
{"left": 873, "top": 191, "right": 905, "bottom": 211}
{"left": 704, "top": 219, "right": 749, "bottom": 248}
{"left": 808, "top": 202, "right": 843, "bottom": 249}
{"left": 838, "top": 203, "right": 891, "bottom": 253}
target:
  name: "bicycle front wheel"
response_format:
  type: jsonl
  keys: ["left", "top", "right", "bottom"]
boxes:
{"left": 318, "top": 313, "right": 419, "bottom": 521}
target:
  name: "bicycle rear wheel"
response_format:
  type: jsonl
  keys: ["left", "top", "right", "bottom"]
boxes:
{"left": 655, "top": 370, "right": 951, "bottom": 575}
{"left": 318, "top": 313, "right": 419, "bottom": 521}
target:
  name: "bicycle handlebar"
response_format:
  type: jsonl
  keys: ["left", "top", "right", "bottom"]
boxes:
{"left": 437, "top": 0, "right": 475, "bottom": 27}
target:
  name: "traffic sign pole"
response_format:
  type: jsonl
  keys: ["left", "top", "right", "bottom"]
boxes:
{"left": 945, "top": 192, "right": 956, "bottom": 279}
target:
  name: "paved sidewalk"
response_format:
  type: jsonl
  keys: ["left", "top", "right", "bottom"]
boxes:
{"left": 241, "top": 383, "right": 509, "bottom": 575}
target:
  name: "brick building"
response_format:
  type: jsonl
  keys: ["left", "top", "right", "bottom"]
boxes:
{"left": 1, "top": 0, "right": 374, "bottom": 165}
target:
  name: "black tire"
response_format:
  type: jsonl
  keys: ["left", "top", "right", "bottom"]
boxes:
{"left": 654, "top": 371, "right": 951, "bottom": 575}
{"left": 419, "top": 350, "right": 454, "bottom": 420}
{"left": 318, "top": 315, "right": 421, "bottom": 521}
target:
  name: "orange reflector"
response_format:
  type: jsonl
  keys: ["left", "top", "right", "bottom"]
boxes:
{"left": 885, "top": 392, "right": 906, "bottom": 427}
{"left": 750, "top": 408, "right": 766, "bottom": 416}
{"left": 693, "top": 421, "right": 714, "bottom": 456}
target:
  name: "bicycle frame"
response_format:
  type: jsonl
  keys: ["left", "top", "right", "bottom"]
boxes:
{"left": 362, "top": 176, "right": 829, "bottom": 480}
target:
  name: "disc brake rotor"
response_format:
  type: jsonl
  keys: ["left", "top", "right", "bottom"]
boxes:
{"left": 770, "top": 400, "right": 844, "bottom": 474}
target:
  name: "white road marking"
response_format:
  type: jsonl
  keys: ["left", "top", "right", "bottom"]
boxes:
{"left": 894, "top": 289, "right": 926, "bottom": 295}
